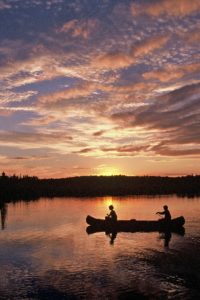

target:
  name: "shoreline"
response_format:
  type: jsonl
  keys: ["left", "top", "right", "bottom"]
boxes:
{"left": 0, "top": 175, "right": 199, "bottom": 203}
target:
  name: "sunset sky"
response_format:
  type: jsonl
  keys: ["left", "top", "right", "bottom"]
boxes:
{"left": 0, "top": 0, "right": 200, "bottom": 178}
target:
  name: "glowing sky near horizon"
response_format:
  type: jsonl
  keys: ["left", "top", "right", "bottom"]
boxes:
{"left": 0, "top": 0, "right": 200, "bottom": 178}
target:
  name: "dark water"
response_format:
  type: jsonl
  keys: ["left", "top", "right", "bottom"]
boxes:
{"left": 0, "top": 196, "right": 200, "bottom": 300}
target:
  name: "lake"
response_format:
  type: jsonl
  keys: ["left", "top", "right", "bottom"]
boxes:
{"left": 0, "top": 196, "right": 200, "bottom": 299}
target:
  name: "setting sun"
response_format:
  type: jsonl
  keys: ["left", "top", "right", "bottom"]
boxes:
{"left": 98, "top": 167, "right": 121, "bottom": 176}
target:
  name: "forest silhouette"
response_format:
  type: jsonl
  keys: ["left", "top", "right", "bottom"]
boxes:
{"left": 0, "top": 172, "right": 199, "bottom": 203}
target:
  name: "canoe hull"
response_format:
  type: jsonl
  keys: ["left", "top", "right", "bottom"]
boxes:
{"left": 86, "top": 215, "right": 185, "bottom": 233}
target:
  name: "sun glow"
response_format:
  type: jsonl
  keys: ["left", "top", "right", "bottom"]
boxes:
{"left": 98, "top": 167, "right": 121, "bottom": 176}
{"left": 102, "top": 196, "right": 119, "bottom": 213}
{"left": 103, "top": 196, "right": 114, "bottom": 207}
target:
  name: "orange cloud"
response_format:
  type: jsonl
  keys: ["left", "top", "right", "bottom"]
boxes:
{"left": 95, "top": 52, "right": 133, "bottom": 70}
{"left": 24, "top": 115, "right": 57, "bottom": 126}
{"left": 0, "top": 109, "right": 13, "bottom": 116}
{"left": 143, "top": 69, "right": 184, "bottom": 83}
{"left": 151, "top": 143, "right": 200, "bottom": 156}
{"left": 131, "top": 36, "right": 169, "bottom": 57}
{"left": 131, "top": 0, "right": 200, "bottom": 17}
{"left": 93, "top": 130, "right": 105, "bottom": 136}
{"left": 38, "top": 82, "right": 100, "bottom": 108}
{"left": 101, "top": 144, "right": 148, "bottom": 156}
{"left": 73, "top": 147, "right": 95, "bottom": 154}
{"left": 114, "top": 82, "right": 157, "bottom": 94}
{"left": 0, "top": 131, "right": 73, "bottom": 148}
{"left": 187, "top": 30, "right": 200, "bottom": 43}
{"left": 174, "top": 26, "right": 200, "bottom": 49}
{"left": 58, "top": 19, "right": 98, "bottom": 39}
{"left": 143, "top": 63, "right": 200, "bottom": 82}
{"left": 94, "top": 35, "right": 169, "bottom": 71}
{"left": 0, "top": 90, "right": 37, "bottom": 104}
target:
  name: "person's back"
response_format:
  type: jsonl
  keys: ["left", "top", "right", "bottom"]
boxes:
{"left": 110, "top": 209, "right": 117, "bottom": 221}
{"left": 164, "top": 207, "right": 171, "bottom": 221}
{"left": 108, "top": 205, "right": 117, "bottom": 222}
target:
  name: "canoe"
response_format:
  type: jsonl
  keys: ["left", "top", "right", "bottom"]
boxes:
{"left": 86, "top": 215, "right": 185, "bottom": 234}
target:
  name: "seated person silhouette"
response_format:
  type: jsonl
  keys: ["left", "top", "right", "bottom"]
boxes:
{"left": 156, "top": 205, "right": 171, "bottom": 222}
{"left": 105, "top": 205, "right": 117, "bottom": 223}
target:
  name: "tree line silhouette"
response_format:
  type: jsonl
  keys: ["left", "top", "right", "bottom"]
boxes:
{"left": 0, "top": 172, "right": 200, "bottom": 203}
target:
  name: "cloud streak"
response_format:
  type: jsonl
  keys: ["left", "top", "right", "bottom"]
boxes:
{"left": 131, "top": 0, "right": 200, "bottom": 17}
{"left": 111, "top": 83, "right": 200, "bottom": 156}
{"left": 0, "top": 130, "right": 73, "bottom": 149}
{"left": 143, "top": 63, "right": 200, "bottom": 82}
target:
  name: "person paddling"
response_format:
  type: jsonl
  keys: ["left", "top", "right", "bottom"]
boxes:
{"left": 156, "top": 205, "right": 171, "bottom": 222}
{"left": 106, "top": 205, "right": 117, "bottom": 222}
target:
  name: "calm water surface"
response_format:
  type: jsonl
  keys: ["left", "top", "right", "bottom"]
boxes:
{"left": 0, "top": 196, "right": 200, "bottom": 300}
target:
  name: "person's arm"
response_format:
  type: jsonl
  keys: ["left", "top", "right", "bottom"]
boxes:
{"left": 156, "top": 211, "right": 164, "bottom": 215}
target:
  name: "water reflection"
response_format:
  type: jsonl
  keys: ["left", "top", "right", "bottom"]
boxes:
{"left": 87, "top": 226, "right": 184, "bottom": 248}
{"left": 0, "top": 202, "right": 7, "bottom": 230}
{"left": 159, "top": 231, "right": 172, "bottom": 247}
{"left": 0, "top": 196, "right": 199, "bottom": 299}
{"left": 106, "top": 231, "right": 118, "bottom": 245}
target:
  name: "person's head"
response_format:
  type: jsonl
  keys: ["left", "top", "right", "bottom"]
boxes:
{"left": 109, "top": 205, "right": 114, "bottom": 210}
{"left": 163, "top": 205, "right": 168, "bottom": 210}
